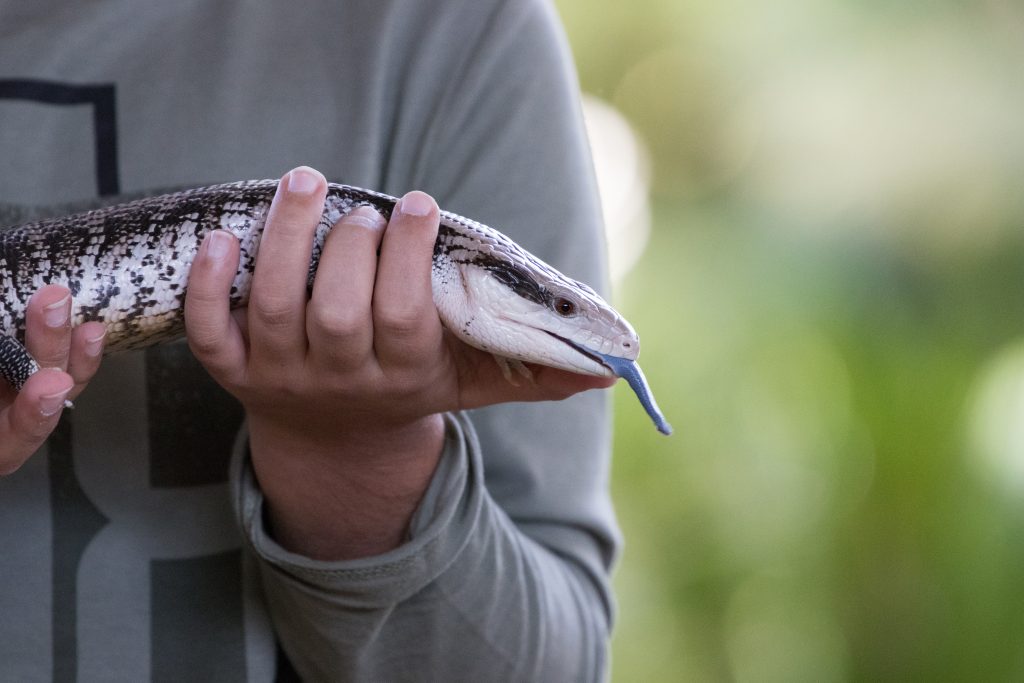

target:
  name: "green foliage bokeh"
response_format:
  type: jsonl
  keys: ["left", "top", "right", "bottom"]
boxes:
{"left": 554, "top": 1, "right": 1024, "bottom": 680}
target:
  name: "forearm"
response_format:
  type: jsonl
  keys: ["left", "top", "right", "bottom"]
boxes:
{"left": 234, "top": 412, "right": 611, "bottom": 683}
{"left": 248, "top": 412, "right": 445, "bottom": 560}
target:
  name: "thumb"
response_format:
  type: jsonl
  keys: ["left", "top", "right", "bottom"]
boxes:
{"left": 455, "top": 343, "right": 615, "bottom": 410}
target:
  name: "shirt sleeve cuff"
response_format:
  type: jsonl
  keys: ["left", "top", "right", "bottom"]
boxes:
{"left": 230, "top": 412, "right": 484, "bottom": 609}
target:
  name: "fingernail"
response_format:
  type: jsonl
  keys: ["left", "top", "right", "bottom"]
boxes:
{"left": 287, "top": 167, "right": 320, "bottom": 195}
{"left": 396, "top": 191, "right": 433, "bottom": 217}
{"left": 206, "top": 230, "right": 231, "bottom": 260}
{"left": 345, "top": 205, "right": 386, "bottom": 230}
{"left": 85, "top": 328, "right": 107, "bottom": 357}
{"left": 40, "top": 384, "right": 72, "bottom": 417}
{"left": 44, "top": 295, "right": 71, "bottom": 328}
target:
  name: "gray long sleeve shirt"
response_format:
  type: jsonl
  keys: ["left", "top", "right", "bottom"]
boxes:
{"left": 0, "top": 1, "right": 619, "bottom": 680}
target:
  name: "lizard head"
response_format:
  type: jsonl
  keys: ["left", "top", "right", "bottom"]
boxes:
{"left": 432, "top": 214, "right": 672, "bottom": 435}
{"left": 432, "top": 218, "right": 637, "bottom": 376}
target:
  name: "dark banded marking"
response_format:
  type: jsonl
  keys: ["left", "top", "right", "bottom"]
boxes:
{"left": 468, "top": 253, "right": 551, "bottom": 306}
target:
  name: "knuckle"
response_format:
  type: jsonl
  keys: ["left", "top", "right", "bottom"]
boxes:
{"left": 186, "top": 343, "right": 242, "bottom": 390}
{"left": 184, "top": 278, "right": 213, "bottom": 298}
{"left": 184, "top": 282, "right": 225, "bottom": 308}
{"left": 34, "top": 321, "right": 72, "bottom": 341}
{"left": 267, "top": 214, "right": 317, "bottom": 239}
{"left": 32, "top": 347, "right": 72, "bottom": 371}
{"left": 186, "top": 330, "right": 221, "bottom": 358}
{"left": 251, "top": 298, "right": 295, "bottom": 328}
{"left": 184, "top": 317, "right": 223, "bottom": 356}
{"left": 184, "top": 290, "right": 226, "bottom": 317}
{"left": 308, "top": 304, "right": 364, "bottom": 339}
{"left": 375, "top": 307, "right": 424, "bottom": 337}
{"left": 34, "top": 354, "right": 69, "bottom": 371}
{"left": 268, "top": 204, "right": 324, "bottom": 238}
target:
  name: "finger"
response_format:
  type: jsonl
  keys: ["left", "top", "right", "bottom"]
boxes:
{"left": 24, "top": 284, "right": 73, "bottom": 370}
{"left": 307, "top": 205, "right": 387, "bottom": 368}
{"left": 185, "top": 230, "right": 247, "bottom": 388}
{"left": 0, "top": 368, "right": 73, "bottom": 476}
{"left": 373, "top": 191, "right": 442, "bottom": 366}
{"left": 248, "top": 166, "right": 328, "bottom": 364}
{"left": 66, "top": 321, "right": 107, "bottom": 398}
{"left": 454, "top": 344, "right": 617, "bottom": 410}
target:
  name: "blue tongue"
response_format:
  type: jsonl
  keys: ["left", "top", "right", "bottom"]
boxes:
{"left": 575, "top": 345, "right": 672, "bottom": 436}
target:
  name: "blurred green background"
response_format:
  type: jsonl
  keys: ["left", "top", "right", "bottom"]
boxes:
{"left": 552, "top": 0, "right": 1024, "bottom": 680}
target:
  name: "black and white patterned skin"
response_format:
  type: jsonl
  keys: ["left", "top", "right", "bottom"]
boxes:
{"left": 0, "top": 180, "right": 641, "bottom": 390}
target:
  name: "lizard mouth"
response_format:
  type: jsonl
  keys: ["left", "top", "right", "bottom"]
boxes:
{"left": 560, "top": 337, "right": 673, "bottom": 436}
{"left": 543, "top": 332, "right": 615, "bottom": 376}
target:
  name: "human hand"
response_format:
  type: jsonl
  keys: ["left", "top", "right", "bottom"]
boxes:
{"left": 184, "top": 166, "right": 612, "bottom": 558}
{"left": 185, "top": 166, "right": 613, "bottom": 450}
{"left": 0, "top": 285, "right": 106, "bottom": 475}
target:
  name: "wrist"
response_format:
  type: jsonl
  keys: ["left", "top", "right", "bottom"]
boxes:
{"left": 248, "top": 411, "right": 447, "bottom": 560}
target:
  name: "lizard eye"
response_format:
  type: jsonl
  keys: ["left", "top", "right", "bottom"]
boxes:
{"left": 553, "top": 297, "right": 577, "bottom": 317}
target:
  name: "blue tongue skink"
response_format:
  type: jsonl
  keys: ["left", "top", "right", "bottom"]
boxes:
{"left": 0, "top": 178, "right": 674, "bottom": 437}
